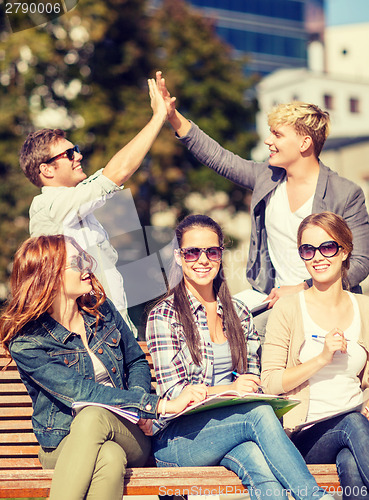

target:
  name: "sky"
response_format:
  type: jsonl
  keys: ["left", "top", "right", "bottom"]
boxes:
{"left": 325, "top": 0, "right": 369, "bottom": 26}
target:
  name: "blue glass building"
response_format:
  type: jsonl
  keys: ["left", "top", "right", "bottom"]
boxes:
{"left": 180, "top": 0, "right": 325, "bottom": 76}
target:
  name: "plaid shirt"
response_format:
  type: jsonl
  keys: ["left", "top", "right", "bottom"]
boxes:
{"left": 146, "top": 291, "right": 261, "bottom": 402}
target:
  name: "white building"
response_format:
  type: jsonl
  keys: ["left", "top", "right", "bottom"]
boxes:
{"left": 325, "top": 22, "right": 369, "bottom": 80}
{"left": 252, "top": 20, "right": 369, "bottom": 191}
{"left": 252, "top": 64, "right": 369, "bottom": 160}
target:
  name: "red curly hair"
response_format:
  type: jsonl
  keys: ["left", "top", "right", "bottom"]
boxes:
{"left": 0, "top": 235, "right": 106, "bottom": 356}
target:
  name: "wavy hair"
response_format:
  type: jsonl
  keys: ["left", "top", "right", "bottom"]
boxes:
{"left": 0, "top": 235, "right": 106, "bottom": 356}
{"left": 297, "top": 211, "right": 353, "bottom": 289}
{"left": 160, "top": 214, "right": 248, "bottom": 372}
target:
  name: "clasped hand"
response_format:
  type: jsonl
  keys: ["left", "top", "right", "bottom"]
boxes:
{"left": 318, "top": 328, "right": 347, "bottom": 365}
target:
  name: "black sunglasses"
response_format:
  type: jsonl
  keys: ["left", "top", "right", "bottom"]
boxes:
{"left": 298, "top": 240, "right": 342, "bottom": 261}
{"left": 45, "top": 145, "right": 80, "bottom": 164}
{"left": 179, "top": 246, "right": 224, "bottom": 262}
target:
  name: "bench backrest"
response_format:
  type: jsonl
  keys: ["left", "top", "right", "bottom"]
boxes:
{"left": 0, "top": 341, "right": 155, "bottom": 471}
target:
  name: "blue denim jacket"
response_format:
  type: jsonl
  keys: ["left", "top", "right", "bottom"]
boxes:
{"left": 9, "top": 298, "right": 159, "bottom": 449}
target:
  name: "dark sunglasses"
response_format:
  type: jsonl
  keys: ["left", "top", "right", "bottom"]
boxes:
{"left": 66, "top": 251, "right": 96, "bottom": 273}
{"left": 298, "top": 240, "right": 342, "bottom": 261}
{"left": 179, "top": 246, "right": 224, "bottom": 262}
{"left": 45, "top": 145, "right": 80, "bottom": 164}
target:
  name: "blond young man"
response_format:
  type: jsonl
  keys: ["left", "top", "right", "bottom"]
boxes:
{"left": 20, "top": 79, "right": 168, "bottom": 335}
{"left": 156, "top": 71, "right": 369, "bottom": 315}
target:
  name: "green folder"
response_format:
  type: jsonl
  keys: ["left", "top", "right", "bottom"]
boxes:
{"left": 163, "top": 392, "right": 300, "bottom": 421}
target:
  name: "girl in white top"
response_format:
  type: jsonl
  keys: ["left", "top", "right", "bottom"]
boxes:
{"left": 262, "top": 212, "right": 369, "bottom": 500}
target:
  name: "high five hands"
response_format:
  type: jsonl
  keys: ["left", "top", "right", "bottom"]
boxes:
{"left": 156, "top": 71, "right": 177, "bottom": 118}
{"left": 147, "top": 77, "right": 168, "bottom": 120}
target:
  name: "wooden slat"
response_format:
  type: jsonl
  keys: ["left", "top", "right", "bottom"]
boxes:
{"left": 0, "top": 433, "right": 37, "bottom": 444}
{"left": 0, "top": 457, "right": 42, "bottom": 469}
{"left": 0, "top": 444, "right": 40, "bottom": 456}
{"left": 0, "top": 466, "right": 340, "bottom": 498}
{"left": 0, "top": 370, "right": 24, "bottom": 381}
{"left": 0, "top": 419, "right": 33, "bottom": 431}
{"left": 0, "top": 407, "right": 33, "bottom": 417}
{"left": 0, "top": 480, "right": 51, "bottom": 499}
{"left": 0, "top": 360, "right": 16, "bottom": 370}
{"left": 0, "top": 395, "right": 32, "bottom": 405}
{"left": 0, "top": 383, "right": 29, "bottom": 394}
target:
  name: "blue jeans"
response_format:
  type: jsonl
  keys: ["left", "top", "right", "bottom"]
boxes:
{"left": 291, "top": 412, "right": 369, "bottom": 500}
{"left": 153, "top": 403, "right": 330, "bottom": 500}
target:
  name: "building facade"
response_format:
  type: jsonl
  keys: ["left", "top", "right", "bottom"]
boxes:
{"left": 178, "top": 0, "right": 325, "bottom": 76}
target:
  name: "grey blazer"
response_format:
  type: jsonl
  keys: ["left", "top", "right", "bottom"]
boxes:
{"left": 180, "top": 122, "right": 369, "bottom": 294}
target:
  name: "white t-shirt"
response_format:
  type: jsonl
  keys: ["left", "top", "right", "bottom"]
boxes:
{"left": 265, "top": 180, "right": 312, "bottom": 287}
{"left": 299, "top": 291, "right": 366, "bottom": 423}
{"left": 30, "top": 169, "right": 137, "bottom": 335}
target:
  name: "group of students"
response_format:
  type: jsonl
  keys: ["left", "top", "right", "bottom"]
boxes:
{"left": 0, "top": 73, "right": 369, "bottom": 500}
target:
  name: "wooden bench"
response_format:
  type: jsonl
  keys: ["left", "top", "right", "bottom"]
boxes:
{"left": 0, "top": 342, "right": 340, "bottom": 498}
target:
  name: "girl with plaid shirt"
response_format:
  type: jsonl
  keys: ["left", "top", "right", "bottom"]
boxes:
{"left": 146, "top": 215, "right": 334, "bottom": 500}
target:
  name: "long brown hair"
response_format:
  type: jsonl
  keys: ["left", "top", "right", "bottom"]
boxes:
{"left": 164, "top": 215, "right": 248, "bottom": 372}
{"left": 0, "top": 235, "right": 106, "bottom": 356}
{"left": 297, "top": 211, "right": 353, "bottom": 289}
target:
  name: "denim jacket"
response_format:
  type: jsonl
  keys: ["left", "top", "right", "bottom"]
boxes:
{"left": 9, "top": 298, "right": 159, "bottom": 449}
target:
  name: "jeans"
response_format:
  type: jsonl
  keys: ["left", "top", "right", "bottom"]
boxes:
{"left": 153, "top": 403, "right": 332, "bottom": 500}
{"left": 39, "top": 406, "right": 151, "bottom": 500}
{"left": 291, "top": 412, "right": 369, "bottom": 500}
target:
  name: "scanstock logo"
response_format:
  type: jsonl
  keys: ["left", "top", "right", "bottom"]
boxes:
{"left": 2, "top": 0, "right": 78, "bottom": 33}
{"left": 62, "top": 188, "right": 179, "bottom": 308}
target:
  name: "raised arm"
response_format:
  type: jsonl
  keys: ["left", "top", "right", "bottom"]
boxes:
{"left": 156, "top": 70, "right": 191, "bottom": 137}
{"left": 102, "top": 79, "right": 167, "bottom": 186}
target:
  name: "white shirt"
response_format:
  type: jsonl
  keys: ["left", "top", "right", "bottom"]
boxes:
{"left": 265, "top": 180, "right": 312, "bottom": 287}
{"left": 299, "top": 291, "right": 366, "bottom": 423}
{"left": 29, "top": 169, "right": 137, "bottom": 335}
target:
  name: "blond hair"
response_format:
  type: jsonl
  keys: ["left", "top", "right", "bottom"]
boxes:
{"left": 268, "top": 102, "right": 330, "bottom": 158}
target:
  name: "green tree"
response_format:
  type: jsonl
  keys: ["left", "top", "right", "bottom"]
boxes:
{"left": 147, "top": 0, "right": 258, "bottom": 213}
{"left": 0, "top": 0, "right": 156, "bottom": 282}
{"left": 0, "top": 0, "right": 258, "bottom": 285}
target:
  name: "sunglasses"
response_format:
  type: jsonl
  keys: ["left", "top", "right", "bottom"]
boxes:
{"left": 298, "top": 240, "right": 342, "bottom": 261}
{"left": 179, "top": 246, "right": 224, "bottom": 262}
{"left": 45, "top": 145, "right": 80, "bottom": 164}
{"left": 65, "top": 251, "right": 96, "bottom": 273}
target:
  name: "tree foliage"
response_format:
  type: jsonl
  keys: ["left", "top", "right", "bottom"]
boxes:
{"left": 0, "top": 0, "right": 257, "bottom": 284}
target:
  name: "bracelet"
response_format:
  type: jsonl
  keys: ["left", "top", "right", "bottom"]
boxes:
{"left": 161, "top": 398, "right": 167, "bottom": 416}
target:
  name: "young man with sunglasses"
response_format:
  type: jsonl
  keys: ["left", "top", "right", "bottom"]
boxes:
{"left": 156, "top": 71, "right": 369, "bottom": 318}
{"left": 19, "top": 78, "right": 168, "bottom": 335}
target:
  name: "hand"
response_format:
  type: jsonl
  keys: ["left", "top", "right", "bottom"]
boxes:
{"left": 137, "top": 418, "right": 153, "bottom": 436}
{"left": 230, "top": 374, "right": 262, "bottom": 394}
{"left": 266, "top": 283, "right": 306, "bottom": 308}
{"left": 317, "top": 328, "right": 347, "bottom": 365}
{"left": 148, "top": 78, "right": 168, "bottom": 121}
{"left": 156, "top": 70, "right": 177, "bottom": 119}
{"left": 362, "top": 403, "right": 369, "bottom": 422}
{"left": 164, "top": 384, "right": 208, "bottom": 415}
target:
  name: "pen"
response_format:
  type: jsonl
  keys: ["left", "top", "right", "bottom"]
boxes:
{"left": 311, "top": 334, "right": 350, "bottom": 341}
{"left": 232, "top": 372, "right": 265, "bottom": 393}
{"left": 311, "top": 335, "right": 325, "bottom": 340}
